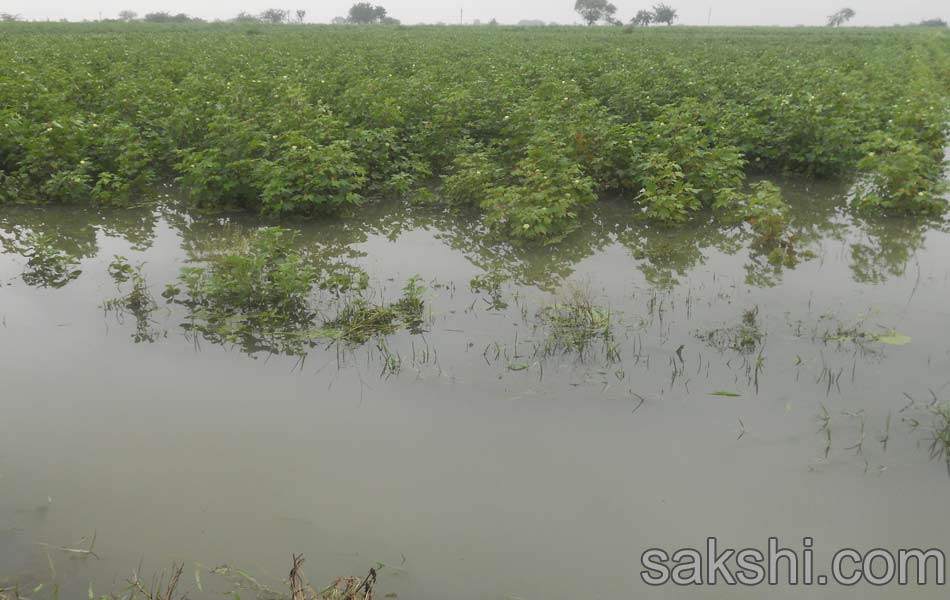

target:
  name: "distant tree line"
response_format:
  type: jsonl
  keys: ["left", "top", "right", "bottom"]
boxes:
{"left": 575, "top": 2, "right": 678, "bottom": 27}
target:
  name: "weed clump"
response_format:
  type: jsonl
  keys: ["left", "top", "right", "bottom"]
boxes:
{"left": 534, "top": 287, "right": 618, "bottom": 362}
{"left": 321, "top": 276, "right": 427, "bottom": 343}
{"left": 697, "top": 306, "right": 765, "bottom": 353}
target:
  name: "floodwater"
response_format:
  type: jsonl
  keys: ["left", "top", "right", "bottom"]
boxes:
{"left": 1, "top": 180, "right": 950, "bottom": 599}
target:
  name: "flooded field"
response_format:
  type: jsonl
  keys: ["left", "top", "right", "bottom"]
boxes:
{"left": 2, "top": 179, "right": 950, "bottom": 599}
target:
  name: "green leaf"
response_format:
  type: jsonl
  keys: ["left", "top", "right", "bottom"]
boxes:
{"left": 710, "top": 391, "right": 742, "bottom": 397}
{"left": 874, "top": 331, "right": 911, "bottom": 346}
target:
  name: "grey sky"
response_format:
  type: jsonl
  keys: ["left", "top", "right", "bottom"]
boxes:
{"left": 6, "top": 0, "right": 948, "bottom": 26}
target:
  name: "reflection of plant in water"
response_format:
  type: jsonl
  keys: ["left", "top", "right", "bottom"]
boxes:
{"left": 715, "top": 182, "right": 817, "bottom": 288}
{"left": 19, "top": 232, "right": 82, "bottom": 288}
{"left": 849, "top": 217, "right": 927, "bottom": 284}
{"left": 103, "top": 256, "right": 164, "bottom": 343}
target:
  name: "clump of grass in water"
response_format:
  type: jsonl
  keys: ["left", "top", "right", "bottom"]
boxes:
{"left": 929, "top": 403, "right": 950, "bottom": 477}
{"left": 819, "top": 311, "right": 912, "bottom": 347}
{"left": 534, "top": 286, "right": 618, "bottom": 362}
{"left": 19, "top": 232, "right": 81, "bottom": 288}
{"left": 103, "top": 256, "right": 164, "bottom": 343}
{"left": 321, "top": 276, "right": 427, "bottom": 344}
{"left": 470, "top": 269, "right": 509, "bottom": 310}
{"left": 697, "top": 306, "right": 764, "bottom": 354}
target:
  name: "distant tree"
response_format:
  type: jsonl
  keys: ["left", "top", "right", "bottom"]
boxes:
{"left": 295, "top": 9, "right": 306, "bottom": 23}
{"left": 919, "top": 18, "right": 947, "bottom": 27}
{"left": 232, "top": 12, "right": 262, "bottom": 23}
{"left": 827, "top": 8, "right": 855, "bottom": 27}
{"left": 118, "top": 10, "right": 137, "bottom": 22}
{"left": 331, "top": 16, "right": 348, "bottom": 24}
{"left": 652, "top": 3, "right": 677, "bottom": 26}
{"left": 348, "top": 3, "right": 389, "bottom": 24}
{"left": 489, "top": 18, "right": 499, "bottom": 26}
{"left": 574, "top": 0, "right": 617, "bottom": 26}
{"left": 0, "top": 13, "right": 21, "bottom": 22}
{"left": 144, "top": 12, "right": 198, "bottom": 23}
{"left": 518, "top": 19, "right": 546, "bottom": 26}
{"left": 260, "top": 8, "right": 289, "bottom": 24}
{"left": 631, "top": 9, "right": 653, "bottom": 26}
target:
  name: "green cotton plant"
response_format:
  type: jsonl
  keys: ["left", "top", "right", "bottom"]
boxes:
{"left": 255, "top": 135, "right": 366, "bottom": 216}
{"left": 481, "top": 135, "right": 596, "bottom": 242}
{"left": 853, "top": 131, "right": 948, "bottom": 216}
{"left": 714, "top": 181, "right": 791, "bottom": 246}
{"left": 175, "top": 115, "right": 270, "bottom": 209}
{"left": 440, "top": 145, "right": 505, "bottom": 205}
{"left": 634, "top": 152, "right": 700, "bottom": 222}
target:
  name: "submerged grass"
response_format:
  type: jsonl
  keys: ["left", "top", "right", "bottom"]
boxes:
{"left": 696, "top": 306, "right": 764, "bottom": 354}
{"left": 533, "top": 286, "right": 619, "bottom": 363}
{"left": 319, "top": 276, "right": 427, "bottom": 344}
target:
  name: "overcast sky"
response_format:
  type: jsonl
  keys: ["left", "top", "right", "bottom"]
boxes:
{"left": 5, "top": 0, "right": 947, "bottom": 26}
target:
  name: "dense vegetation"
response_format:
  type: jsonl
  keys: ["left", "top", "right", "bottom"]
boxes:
{"left": 0, "top": 24, "right": 948, "bottom": 241}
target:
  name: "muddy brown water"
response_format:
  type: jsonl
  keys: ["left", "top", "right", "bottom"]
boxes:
{"left": 1, "top": 180, "right": 949, "bottom": 599}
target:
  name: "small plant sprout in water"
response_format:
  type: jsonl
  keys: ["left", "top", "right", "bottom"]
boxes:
{"left": 103, "top": 256, "right": 164, "bottom": 343}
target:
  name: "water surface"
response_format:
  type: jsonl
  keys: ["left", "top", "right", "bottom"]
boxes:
{"left": 2, "top": 181, "right": 950, "bottom": 599}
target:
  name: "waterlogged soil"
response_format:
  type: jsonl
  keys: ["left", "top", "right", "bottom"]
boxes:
{"left": 2, "top": 179, "right": 950, "bottom": 599}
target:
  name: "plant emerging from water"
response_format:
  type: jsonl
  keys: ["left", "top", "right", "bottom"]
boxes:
{"left": 166, "top": 227, "right": 320, "bottom": 355}
{"left": 697, "top": 306, "right": 765, "bottom": 354}
{"left": 320, "top": 275, "right": 427, "bottom": 344}
{"left": 103, "top": 256, "right": 164, "bottom": 343}
{"left": 853, "top": 132, "right": 949, "bottom": 217}
{"left": 470, "top": 269, "right": 509, "bottom": 310}
{"left": 533, "top": 286, "right": 619, "bottom": 362}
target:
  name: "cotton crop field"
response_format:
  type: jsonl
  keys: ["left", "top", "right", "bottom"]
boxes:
{"left": 1, "top": 25, "right": 947, "bottom": 239}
